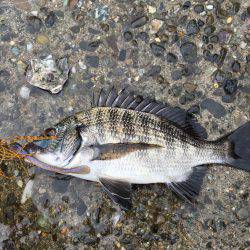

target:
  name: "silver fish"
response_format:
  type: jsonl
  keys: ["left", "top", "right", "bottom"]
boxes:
{"left": 19, "top": 88, "right": 250, "bottom": 210}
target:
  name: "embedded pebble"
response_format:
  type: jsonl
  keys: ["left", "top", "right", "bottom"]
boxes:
{"left": 150, "top": 43, "right": 165, "bottom": 57}
{"left": 236, "top": 208, "right": 249, "bottom": 220}
{"left": 180, "top": 42, "right": 198, "bottom": 63}
{"left": 200, "top": 98, "right": 226, "bottom": 118}
{"left": 21, "top": 180, "right": 34, "bottom": 204}
{"left": 131, "top": 16, "right": 148, "bottom": 28}
{"left": 19, "top": 86, "right": 30, "bottom": 99}
{"left": 150, "top": 19, "right": 164, "bottom": 34}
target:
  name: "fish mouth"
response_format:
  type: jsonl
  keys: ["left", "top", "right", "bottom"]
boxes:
{"left": 24, "top": 140, "right": 52, "bottom": 154}
{"left": 10, "top": 143, "right": 84, "bottom": 174}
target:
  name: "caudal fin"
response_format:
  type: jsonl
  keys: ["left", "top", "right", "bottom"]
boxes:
{"left": 220, "top": 121, "right": 250, "bottom": 171}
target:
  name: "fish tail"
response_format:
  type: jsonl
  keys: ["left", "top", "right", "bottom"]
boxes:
{"left": 216, "top": 121, "right": 250, "bottom": 171}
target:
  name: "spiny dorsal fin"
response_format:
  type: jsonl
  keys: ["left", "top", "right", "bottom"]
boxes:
{"left": 167, "top": 165, "right": 207, "bottom": 203}
{"left": 92, "top": 88, "right": 207, "bottom": 140}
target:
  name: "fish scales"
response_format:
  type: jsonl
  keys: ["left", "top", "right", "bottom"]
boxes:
{"left": 76, "top": 107, "right": 202, "bottom": 148}
{"left": 17, "top": 88, "right": 250, "bottom": 210}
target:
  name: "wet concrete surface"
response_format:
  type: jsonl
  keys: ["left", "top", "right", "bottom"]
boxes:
{"left": 0, "top": 0, "right": 249, "bottom": 248}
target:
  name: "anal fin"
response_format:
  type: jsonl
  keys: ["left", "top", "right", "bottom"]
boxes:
{"left": 99, "top": 178, "right": 132, "bottom": 210}
{"left": 167, "top": 165, "right": 207, "bottom": 203}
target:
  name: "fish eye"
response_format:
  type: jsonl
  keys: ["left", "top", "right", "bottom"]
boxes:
{"left": 44, "top": 128, "right": 57, "bottom": 137}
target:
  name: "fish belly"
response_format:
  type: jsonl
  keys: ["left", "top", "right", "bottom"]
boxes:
{"left": 89, "top": 147, "right": 196, "bottom": 184}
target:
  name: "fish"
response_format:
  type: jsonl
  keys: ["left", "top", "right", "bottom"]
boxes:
{"left": 13, "top": 88, "right": 250, "bottom": 210}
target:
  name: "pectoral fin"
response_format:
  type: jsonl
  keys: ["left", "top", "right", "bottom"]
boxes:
{"left": 92, "top": 143, "right": 161, "bottom": 161}
{"left": 99, "top": 178, "right": 132, "bottom": 210}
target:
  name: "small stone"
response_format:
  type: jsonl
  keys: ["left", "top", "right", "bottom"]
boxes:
{"left": 166, "top": 52, "right": 178, "bottom": 63}
{"left": 171, "top": 69, "right": 182, "bottom": 81}
{"left": 71, "top": 66, "right": 76, "bottom": 74}
{"left": 0, "top": 69, "right": 10, "bottom": 78}
{"left": 197, "top": 19, "right": 205, "bottom": 27}
{"left": 150, "top": 43, "right": 165, "bottom": 57}
{"left": 85, "top": 55, "right": 99, "bottom": 68}
{"left": 194, "top": 4, "right": 204, "bottom": 14}
{"left": 240, "top": 41, "right": 247, "bottom": 49}
{"left": 123, "top": 31, "right": 133, "bottom": 42}
{"left": 217, "top": 48, "right": 227, "bottom": 67}
{"left": 136, "top": 32, "right": 149, "bottom": 43}
{"left": 19, "top": 86, "right": 30, "bottom": 99}
{"left": 188, "top": 105, "right": 200, "bottom": 115}
{"left": 70, "top": 25, "right": 80, "bottom": 33}
{"left": 17, "top": 180, "right": 23, "bottom": 188}
{"left": 231, "top": 60, "right": 241, "bottom": 72}
{"left": 131, "top": 16, "right": 148, "bottom": 28}
{"left": 79, "top": 40, "right": 100, "bottom": 52}
{"left": 202, "top": 35, "right": 209, "bottom": 44}
{"left": 17, "top": 60, "right": 28, "bottom": 75}
{"left": 26, "top": 43, "right": 33, "bottom": 51}
{"left": 204, "top": 25, "right": 215, "bottom": 35}
{"left": 11, "top": 47, "right": 19, "bottom": 56}
{"left": 182, "top": 1, "right": 191, "bottom": 10}
{"left": 118, "top": 49, "right": 126, "bottom": 61}
{"left": 26, "top": 16, "right": 43, "bottom": 34}
{"left": 179, "top": 95, "right": 188, "bottom": 105}
{"left": 148, "top": 5, "right": 156, "bottom": 14}
{"left": 156, "top": 215, "right": 165, "bottom": 224}
{"left": 200, "top": 98, "right": 226, "bottom": 118}
{"left": 210, "top": 35, "right": 219, "bottom": 43}
{"left": 206, "top": 4, "right": 214, "bottom": 10}
{"left": 186, "top": 19, "right": 199, "bottom": 35}
{"left": 222, "top": 95, "right": 234, "bottom": 103}
{"left": 236, "top": 207, "right": 249, "bottom": 220}
{"left": 45, "top": 11, "right": 56, "bottom": 28}
{"left": 170, "top": 85, "right": 182, "bottom": 97}
{"left": 146, "top": 65, "right": 161, "bottom": 77}
{"left": 21, "top": 180, "right": 34, "bottom": 204}
{"left": 5, "top": 193, "right": 17, "bottom": 206}
{"left": 37, "top": 215, "right": 50, "bottom": 229}
{"left": 213, "top": 69, "right": 229, "bottom": 83}
{"left": 226, "top": 16, "right": 233, "bottom": 24}
{"left": 36, "top": 34, "right": 49, "bottom": 45}
{"left": 94, "top": 5, "right": 109, "bottom": 21}
{"left": 0, "top": 224, "right": 10, "bottom": 242}
{"left": 150, "top": 19, "right": 164, "bottom": 34}
{"left": 218, "top": 29, "right": 232, "bottom": 44}
{"left": 223, "top": 79, "right": 237, "bottom": 95}
{"left": 180, "top": 42, "right": 198, "bottom": 63}
{"left": 184, "top": 83, "right": 197, "bottom": 93}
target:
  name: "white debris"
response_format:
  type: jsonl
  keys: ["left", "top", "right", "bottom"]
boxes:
{"left": 148, "top": 5, "right": 156, "bottom": 14}
{"left": 71, "top": 66, "right": 76, "bottom": 74}
{"left": 79, "top": 60, "right": 87, "bottom": 70}
{"left": 26, "top": 43, "right": 33, "bottom": 51}
{"left": 240, "top": 41, "right": 247, "bottom": 49}
{"left": 17, "top": 179, "right": 23, "bottom": 188}
{"left": 0, "top": 223, "right": 10, "bottom": 243}
{"left": 26, "top": 55, "right": 69, "bottom": 94}
{"left": 19, "top": 86, "right": 30, "bottom": 99}
{"left": 112, "top": 212, "right": 122, "bottom": 226}
{"left": 21, "top": 179, "right": 34, "bottom": 204}
{"left": 150, "top": 19, "right": 164, "bottom": 34}
{"left": 206, "top": 4, "right": 214, "bottom": 10}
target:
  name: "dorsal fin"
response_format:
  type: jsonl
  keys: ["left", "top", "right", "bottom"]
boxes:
{"left": 92, "top": 88, "right": 207, "bottom": 140}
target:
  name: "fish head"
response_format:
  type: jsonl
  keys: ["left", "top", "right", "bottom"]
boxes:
{"left": 25, "top": 116, "right": 83, "bottom": 167}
